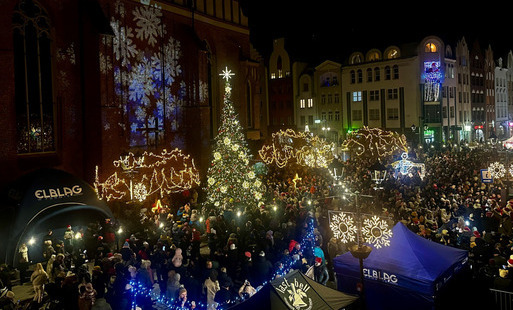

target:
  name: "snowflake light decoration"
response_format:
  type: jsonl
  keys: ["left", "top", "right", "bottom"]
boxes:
{"left": 509, "top": 164, "right": 513, "bottom": 179}
{"left": 362, "top": 215, "right": 393, "bottom": 249}
{"left": 489, "top": 162, "right": 506, "bottom": 179}
{"left": 329, "top": 212, "right": 357, "bottom": 243}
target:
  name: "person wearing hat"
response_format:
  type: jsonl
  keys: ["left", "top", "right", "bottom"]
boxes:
{"left": 313, "top": 257, "right": 329, "bottom": 285}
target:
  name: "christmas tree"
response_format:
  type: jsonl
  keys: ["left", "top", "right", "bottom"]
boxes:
{"left": 204, "top": 67, "right": 264, "bottom": 210}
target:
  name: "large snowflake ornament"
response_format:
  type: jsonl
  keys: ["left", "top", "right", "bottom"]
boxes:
{"left": 489, "top": 162, "right": 506, "bottom": 179}
{"left": 329, "top": 212, "right": 357, "bottom": 243}
{"left": 362, "top": 216, "right": 393, "bottom": 249}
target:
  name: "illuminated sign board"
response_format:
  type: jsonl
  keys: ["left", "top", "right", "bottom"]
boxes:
{"left": 34, "top": 185, "right": 83, "bottom": 200}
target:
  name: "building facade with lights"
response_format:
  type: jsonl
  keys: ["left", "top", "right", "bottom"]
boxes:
{"left": 0, "top": 0, "right": 266, "bottom": 190}
{"left": 274, "top": 35, "right": 512, "bottom": 145}
{"left": 267, "top": 38, "right": 294, "bottom": 134}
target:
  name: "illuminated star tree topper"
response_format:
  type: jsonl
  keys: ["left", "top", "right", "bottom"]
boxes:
{"left": 204, "top": 67, "right": 264, "bottom": 211}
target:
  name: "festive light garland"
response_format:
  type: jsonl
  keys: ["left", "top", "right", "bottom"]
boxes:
{"left": 94, "top": 148, "right": 200, "bottom": 202}
{"left": 259, "top": 129, "right": 335, "bottom": 168}
{"left": 128, "top": 217, "right": 318, "bottom": 310}
{"left": 341, "top": 126, "right": 407, "bottom": 160}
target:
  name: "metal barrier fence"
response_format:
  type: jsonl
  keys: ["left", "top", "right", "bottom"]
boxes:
{"left": 491, "top": 288, "right": 513, "bottom": 310}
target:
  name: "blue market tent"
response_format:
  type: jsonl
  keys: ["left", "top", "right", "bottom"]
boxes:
{"left": 333, "top": 222, "right": 468, "bottom": 310}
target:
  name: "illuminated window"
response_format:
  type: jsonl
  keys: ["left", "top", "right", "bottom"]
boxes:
{"left": 300, "top": 99, "right": 306, "bottom": 109}
{"left": 425, "top": 43, "right": 437, "bottom": 53}
{"left": 13, "top": 0, "right": 55, "bottom": 154}
{"left": 271, "top": 73, "right": 276, "bottom": 79}
{"left": 386, "top": 49, "right": 399, "bottom": 59}
{"left": 353, "top": 91, "right": 362, "bottom": 102}
{"left": 307, "top": 98, "right": 313, "bottom": 108}
{"left": 368, "top": 51, "right": 380, "bottom": 61}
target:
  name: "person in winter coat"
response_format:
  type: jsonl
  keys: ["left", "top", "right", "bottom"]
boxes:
{"left": 251, "top": 251, "right": 272, "bottom": 287}
{"left": 173, "top": 288, "right": 191, "bottom": 309}
{"left": 313, "top": 257, "right": 329, "bottom": 285}
{"left": 202, "top": 270, "right": 220, "bottom": 310}
{"left": 136, "top": 260, "right": 154, "bottom": 289}
{"left": 78, "top": 282, "right": 97, "bottom": 310}
{"left": 165, "top": 271, "right": 181, "bottom": 300}
{"left": 30, "top": 263, "right": 49, "bottom": 303}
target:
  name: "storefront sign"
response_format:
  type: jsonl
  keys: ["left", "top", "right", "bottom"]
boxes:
{"left": 34, "top": 185, "right": 83, "bottom": 200}
{"left": 363, "top": 268, "right": 398, "bottom": 284}
{"left": 275, "top": 277, "right": 313, "bottom": 310}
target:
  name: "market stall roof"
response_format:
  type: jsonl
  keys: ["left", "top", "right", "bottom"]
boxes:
{"left": 333, "top": 222, "right": 468, "bottom": 309}
{"left": 228, "top": 269, "right": 358, "bottom": 310}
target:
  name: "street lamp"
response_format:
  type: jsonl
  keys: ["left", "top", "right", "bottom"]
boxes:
{"left": 322, "top": 126, "right": 331, "bottom": 141}
{"left": 329, "top": 190, "right": 392, "bottom": 309}
{"left": 369, "top": 161, "right": 387, "bottom": 188}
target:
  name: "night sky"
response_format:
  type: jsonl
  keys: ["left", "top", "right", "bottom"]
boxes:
{"left": 242, "top": 1, "right": 513, "bottom": 65}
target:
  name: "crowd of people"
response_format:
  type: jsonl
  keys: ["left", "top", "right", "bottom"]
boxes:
{"left": 3, "top": 144, "right": 513, "bottom": 309}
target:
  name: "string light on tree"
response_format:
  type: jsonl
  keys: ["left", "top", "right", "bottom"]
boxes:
{"left": 204, "top": 67, "right": 264, "bottom": 210}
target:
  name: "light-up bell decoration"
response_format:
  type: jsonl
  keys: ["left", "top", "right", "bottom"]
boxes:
{"left": 94, "top": 148, "right": 200, "bottom": 202}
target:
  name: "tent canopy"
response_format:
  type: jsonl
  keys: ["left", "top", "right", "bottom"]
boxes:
{"left": 228, "top": 269, "right": 358, "bottom": 310}
{"left": 334, "top": 222, "right": 468, "bottom": 298}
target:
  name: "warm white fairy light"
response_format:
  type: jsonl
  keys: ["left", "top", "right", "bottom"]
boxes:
{"left": 362, "top": 215, "right": 393, "bottom": 249}
{"left": 342, "top": 126, "right": 407, "bottom": 159}
{"left": 259, "top": 129, "right": 334, "bottom": 168}
{"left": 489, "top": 162, "right": 506, "bottom": 179}
{"left": 329, "top": 212, "right": 357, "bottom": 243}
{"left": 94, "top": 148, "right": 200, "bottom": 202}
